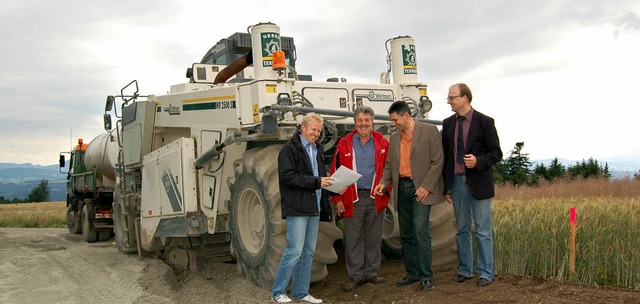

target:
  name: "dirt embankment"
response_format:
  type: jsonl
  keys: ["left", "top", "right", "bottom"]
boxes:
{"left": 1, "top": 228, "right": 638, "bottom": 304}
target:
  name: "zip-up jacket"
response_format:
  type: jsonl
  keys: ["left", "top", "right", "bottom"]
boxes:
{"left": 278, "top": 131, "right": 332, "bottom": 222}
{"left": 330, "top": 130, "right": 390, "bottom": 217}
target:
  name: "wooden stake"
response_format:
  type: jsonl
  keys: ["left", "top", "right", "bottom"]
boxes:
{"left": 569, "top": 207, "right": 576, "bottom": 273}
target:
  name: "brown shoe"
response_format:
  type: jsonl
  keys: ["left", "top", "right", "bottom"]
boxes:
{"left": 343, "top": 278, "right": 364, "bottom": 292}
{"left": 366, "top": 275, "right": 387, "bottom": 284}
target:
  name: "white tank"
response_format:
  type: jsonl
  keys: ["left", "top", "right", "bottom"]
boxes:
{"left": 390, "top": 36, "right": 418, "bottom": 84}
{"left": 249, "top": 22, "right": 281, "bottom": 80}
{"left": 84, "top": 129, "right": 119, "bottom": 185}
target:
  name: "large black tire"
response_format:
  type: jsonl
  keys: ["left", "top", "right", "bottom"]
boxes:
{"left": 381, "top": 200, "right": 457, "bottom": 267}
{"left": 227, "top": 145, "right": 341, "bottom": 288}
{"left": 98, "top": 231, "right": 113, "bottom": 242}
{"left": 82, "top": 204, "right": 98, "bottom": 243}
{"left": 67, "top": 204, "right": 82, "bottom": 234}
{"left": 113, "top": 184, "right": 137, "bottom": 253}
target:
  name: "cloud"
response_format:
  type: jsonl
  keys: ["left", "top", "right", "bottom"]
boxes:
{"left": 1, "top": 0, "right": 639, "bottom": 165}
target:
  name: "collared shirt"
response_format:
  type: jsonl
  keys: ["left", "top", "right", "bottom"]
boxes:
{"left": 454, "top": 107, "right": 474, "bottom": 175}
{"left": 399, "top": 125, "right": 414, "bottom": 178}
{"left": 300, "top": 135, "right": 321, "bottom": 210}
{"left": 352, "top": 132, "right": 375, "bottom": 190}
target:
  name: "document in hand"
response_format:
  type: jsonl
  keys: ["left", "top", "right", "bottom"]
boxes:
{"left": 323, "top": 166, "right": 362, "bottom": 193}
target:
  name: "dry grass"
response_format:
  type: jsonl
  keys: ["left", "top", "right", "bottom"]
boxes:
{"left": 493, "top": 178, "right": 640, "bottom": 289}
{"left": 495, "top": 177, "right": 640, "bottom": 200}
{"left": 0, "top": 201, "right": 66, "bottom": 228}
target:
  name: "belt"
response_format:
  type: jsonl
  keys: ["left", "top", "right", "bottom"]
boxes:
{"left": 357, "top": 189, "right": 371, "bottom": 192}
{"left": 399, "top": 177, "right": 412, "bottom": 181}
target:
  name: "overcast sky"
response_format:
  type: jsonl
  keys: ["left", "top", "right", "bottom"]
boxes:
{"left": 1, "top": 0, "right": 638, "bottom": 166}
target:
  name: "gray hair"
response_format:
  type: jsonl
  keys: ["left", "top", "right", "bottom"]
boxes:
{"left": 354, "top": 106, "right": 375, "bottom": 120}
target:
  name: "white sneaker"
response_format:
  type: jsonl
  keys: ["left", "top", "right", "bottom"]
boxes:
{"left": 272, "top": 294, "right": 292, "bottom": 303}
{"left": 299, "top": 294, "right": 323, "bottom": 303}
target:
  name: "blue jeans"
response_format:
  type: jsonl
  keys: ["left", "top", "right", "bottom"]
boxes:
{"left": 271, "top": 215, "right": 320, "bottom": 299}
{"left": 451, "top": 175, "right": 494, "bottom": 281}
{"left": 397, "top": 179, "right": 433, "bottom": 281}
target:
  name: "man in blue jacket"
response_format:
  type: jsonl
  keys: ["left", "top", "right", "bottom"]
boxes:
{"left": 271, "top": 113, "right": 337, "bottom": 304}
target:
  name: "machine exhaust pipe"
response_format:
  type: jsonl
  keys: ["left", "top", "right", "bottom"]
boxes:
{"left": 213, "top": 51, "right": 253, "bottom": 84}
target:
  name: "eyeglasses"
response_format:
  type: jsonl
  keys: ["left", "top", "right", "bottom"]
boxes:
{"left": 446, "top": 95, "right": 463, "bottom": 101}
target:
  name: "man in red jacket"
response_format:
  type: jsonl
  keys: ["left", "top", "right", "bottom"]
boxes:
{"left": 330, "top": 106, "right": 390, "bottom": 292}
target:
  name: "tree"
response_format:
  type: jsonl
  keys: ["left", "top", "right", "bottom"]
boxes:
{"left": 493, "top": 161, "right": 506, "bottom": 184}
{"left": 502, "top": 142, "right": 532, "bottom": 186}
{"left": 26, "top": 179, "right": 50, "bottom": 203}
{"left": 567, "top": 158, "right": 610, "bottom": 180}
{"left": 533, "top": 157, "right": 566, "bottom": 182}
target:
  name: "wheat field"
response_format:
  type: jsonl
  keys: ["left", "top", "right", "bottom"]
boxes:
{"left": 494, "top": 178, "right": 640, "bottom": 289}
{"left": 0, "top": 201, "right": 66, "bottom": 228}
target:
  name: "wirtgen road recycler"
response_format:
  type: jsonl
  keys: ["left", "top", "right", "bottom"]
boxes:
{"left": 87, "top": 22, "right": 455, "bottom": 287}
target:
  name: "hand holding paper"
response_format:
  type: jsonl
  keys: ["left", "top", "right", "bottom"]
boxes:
{"left": 323, "top": 166, "right": 361, "bottom": 193}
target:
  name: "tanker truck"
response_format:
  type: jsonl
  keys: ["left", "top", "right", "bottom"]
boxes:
{"left": 103, "top": 22, "right": 456, "bottom": 288}
{"left": 59, "top": 131, "right": 119, "bottom": 242}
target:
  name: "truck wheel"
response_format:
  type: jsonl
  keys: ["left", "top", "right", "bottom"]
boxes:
{"left": 381, "top": 201, "right": 457, "bottom": 266}
{"left": 113, "top": 185, "right": 137, "bottom": 253}
{"left": 82, "top": 204, "right": 98, "bottom": 242}
{"left": 67, "top": 204, "right": 82, "bottom": 234}
{"left": 98, "top": 231, "right": 112, "bottom": 242}
{"left": 227, "top": 145, "right": 341, "bottom": 288}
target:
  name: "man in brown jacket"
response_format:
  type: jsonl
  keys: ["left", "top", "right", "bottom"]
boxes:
{"left": 374, "top": 100, "right": 444, "bottom": 291}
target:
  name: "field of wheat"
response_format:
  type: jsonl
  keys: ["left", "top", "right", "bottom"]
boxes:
{"left": 494, "top": 178, "right": 640, "bottom": 289}
{"left": 0, "top": 201, "right": 66, "bottom": 228}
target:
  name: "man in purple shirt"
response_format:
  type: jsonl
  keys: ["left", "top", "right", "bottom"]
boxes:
{"left": 441, "top": 83, "right": 503, "bottom": 287}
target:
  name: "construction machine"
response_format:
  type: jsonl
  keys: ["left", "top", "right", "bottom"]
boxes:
{"left": 103, "top": 22, "right": 456, "bottom": 287}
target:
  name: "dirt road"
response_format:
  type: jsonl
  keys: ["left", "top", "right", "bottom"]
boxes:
{"left": 1, "top": 228, "right": 638, "bottom": 304}
{"left": 0, "top": 228, "right": 271, "bottom": 304}
{"left": 0, "top": 228, "right": 171, "bottom": 303}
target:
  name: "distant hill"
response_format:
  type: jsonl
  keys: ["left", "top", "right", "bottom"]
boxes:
{"left": 0, "top": 163, "right": 67, "bottom": 201}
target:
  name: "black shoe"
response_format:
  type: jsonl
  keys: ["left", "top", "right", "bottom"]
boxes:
{"left": 420, "top": 280, "right": 434, "bottom": 291}
{"left": 396, "top": 276, "right": 420, "bottom": 287}
{"left": 477, "top": 278, "right": 492, "bottom": 287}
{"left": 452, "top": 274, "right": 472, "bottom": 283}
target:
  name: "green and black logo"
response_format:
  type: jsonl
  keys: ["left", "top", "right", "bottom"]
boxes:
{"left": 261, "top": 32, "right": 281, "bottom": 67}
{"left": 402, "top": 45, "right": 417, "bottom": 74}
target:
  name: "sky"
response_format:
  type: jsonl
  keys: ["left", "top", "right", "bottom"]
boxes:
{"left": 1, "top": 0, "right": 638, "bottom": 167}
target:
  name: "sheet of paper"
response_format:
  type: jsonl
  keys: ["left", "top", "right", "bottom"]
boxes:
{"left": 323, "top": 165, "right": 362, "bottom": 193}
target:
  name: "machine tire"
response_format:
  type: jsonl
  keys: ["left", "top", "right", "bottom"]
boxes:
{"left": 113, "top": 184, "right": 137, "bottom": 253}
{"left": 82, "top": 204, "right": 98, "bottom": 243}
{"left": 66, "top": 204, "right": 82, "bottom": 234}
{"left": 227, "top": 145, "right": 341, "bottom": 288}
{"left": 98, "top": 231, "right": 112, "bottom": 242}
{"left": 381, "top": 201, "right": 457, "bottom": 267}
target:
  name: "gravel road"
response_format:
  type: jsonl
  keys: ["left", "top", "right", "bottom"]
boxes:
{"left": 0, "top": 228, "right": 268, "bottom": 304}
